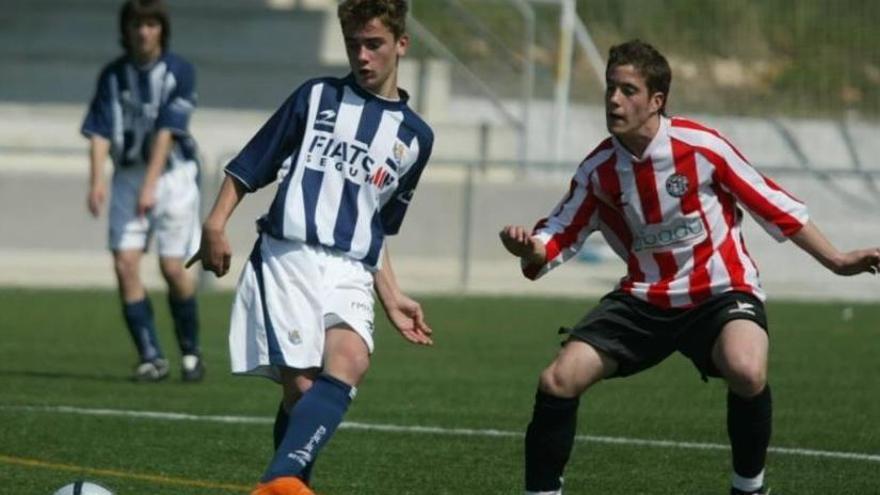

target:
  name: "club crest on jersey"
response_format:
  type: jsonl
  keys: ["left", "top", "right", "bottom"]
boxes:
{"left": 392, "top": 141, "right": 406, "bottom": 164}
{"left": 665, "top": 173, "right": 690, "bottom": 198}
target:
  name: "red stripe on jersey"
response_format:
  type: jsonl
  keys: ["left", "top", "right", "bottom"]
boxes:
{"left": 761, "top": 174, "right": 805, "bottom": 208}
{"left": 541, "top": 179, "right": 579, "bottom": 227}
{"left": 671, "top": 138, "right": 712, "bottom": 304}
{"left": 718, "top": 232, "right": 747, "bottom": 290}
{"left": 698, "top": 146, "right": 803, "bottom": 236}
{"left": 544, "top": 183, "right": 599, "bottom": 263}
{"left": 595, "top": 156, "right": 644, "bottom": 289}
{"left": 584, "top": 137, "right": 614, "bottom": 162}
{"left": 671, "top": 139, "right": 700, "bottom": 214}
{"left": 634, "top": 158, "right": 663, "bottom": 224}
{"left": 598, "top": 203, "right": 643, "bottom": 291}
{"left": 671, "top": 117, "right": 750, "bottom": 164}
{"left": 646, "top": 251, "right": 677, "bottom": 307}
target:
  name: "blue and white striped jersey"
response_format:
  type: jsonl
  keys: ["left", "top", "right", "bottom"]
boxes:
{"left": 81, "top": 52, "right": 199, "bottom": 170}
{"left": 226, "top": 75, "right": 434, "bottom": 270}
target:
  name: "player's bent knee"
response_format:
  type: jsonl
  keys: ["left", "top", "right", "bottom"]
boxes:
{"left": 724, "top": 362, "right": 767, "bottom": 398}
{"left": 324, "top": 347, "right": 370, "bottom": 387}
{"left": 537, "top": 365, "right": 582, "bottom": 399}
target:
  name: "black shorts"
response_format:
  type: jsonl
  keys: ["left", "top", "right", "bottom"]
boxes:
{"left": 562, "top": 290, "right": 768, "bottom": 380}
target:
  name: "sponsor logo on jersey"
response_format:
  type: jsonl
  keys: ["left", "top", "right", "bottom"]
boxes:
{"left": 666, "top": 173, "right": 690, "bottom": 198}
{"left": 315, "top": 109, "right": 337, "bottom": 127}
{"left": 304, "top": 134, "right": 398, "bottom": 189}
{"left": 633, "top": 216, "right": 705, "bottom": 252}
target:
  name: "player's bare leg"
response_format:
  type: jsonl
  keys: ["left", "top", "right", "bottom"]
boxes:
{"left": 713, "top": 320, "right": 772, "bottom": 495}
{"left": 322, "top": 325, "right": 371, "bottom": 387}
{"left": 159, "top": 256, "right": 195, "bottom": 300}
{"left": 113, "top": 249, "right": 145, "bottom": 303}
{"left": 526, "top": 341, "right": 618, "bottom": 494}
{"left": 113, "top": 249, "right": 167, "bottom": 380}
{"left": 160, "top": 255, "right": 203, "bottom": 381}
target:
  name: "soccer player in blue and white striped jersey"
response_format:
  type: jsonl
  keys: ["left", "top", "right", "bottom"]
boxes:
{"left": 82, "top": 0, "right": 203, "bottom": 383}
{"left": 187, "top": 1, "right": 433, "bottom": 493}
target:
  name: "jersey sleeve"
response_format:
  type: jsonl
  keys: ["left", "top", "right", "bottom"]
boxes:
{"left": 379, "top": 128, "right": 433, "bottom": 235}
{"left": 708, "top": 138, "right": 809, "bottom": 241}
{"left": 225, "top": 84, "right": 310, "bottom": 192}
{"left": 80, "top": 68, "right": 114, "bottom": 140}
{"left": 523, "top": 167, "right": 601, "bottom": 280}
{"left": 155, "top": 60, "right": 196, "bottom": 135}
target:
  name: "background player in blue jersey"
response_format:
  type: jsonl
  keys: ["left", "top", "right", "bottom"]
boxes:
{"left": 187, "top": 1, "right": 432, "bottom": 493}
{"left": 81, "top": 0, "right": 204, "bottom": 382}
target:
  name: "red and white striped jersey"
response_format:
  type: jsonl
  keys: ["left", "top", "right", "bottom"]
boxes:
{"left": 525, "top": 116, "right": 809, "bottom": 308}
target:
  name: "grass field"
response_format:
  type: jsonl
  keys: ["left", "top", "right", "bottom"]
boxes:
{"left": 1, "top": 288, "right": 878, "bottom": 494}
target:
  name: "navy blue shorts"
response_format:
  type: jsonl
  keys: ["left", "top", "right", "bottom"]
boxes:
{"left": 561, "top": 291, "right": 768, "bottom": 380}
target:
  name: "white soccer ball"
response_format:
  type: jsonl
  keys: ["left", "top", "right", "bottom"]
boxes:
{"left": 52, "top": 480, "right": 114, "bottom": 495}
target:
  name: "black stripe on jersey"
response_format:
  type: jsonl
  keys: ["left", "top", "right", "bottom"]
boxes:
{"left": 302, "top": 168, "right": 324, "bottom": 245}
{"left": 314, "top": 83, "right": 342, "bottom": 132}
{"left": 354, "top": 98, "right": 384, "bottom": 147}
{"left": 332, "top": 179, "right": 361, "bottom": 252}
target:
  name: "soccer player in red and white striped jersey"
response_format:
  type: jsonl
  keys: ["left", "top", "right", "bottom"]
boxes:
{"left": 501, "top": 40, "right": 880, "bottom": 495}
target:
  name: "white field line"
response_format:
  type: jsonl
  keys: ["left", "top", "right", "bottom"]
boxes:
{"left": 3, "top": 404, "right": 879, "bottom": 464}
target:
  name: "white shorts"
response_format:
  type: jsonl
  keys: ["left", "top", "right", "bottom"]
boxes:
{"left": 229, "top": 234, "right": 376, "bottom": 382}
{"left": 108, "top": 162, "right": 201, "bottom": 258}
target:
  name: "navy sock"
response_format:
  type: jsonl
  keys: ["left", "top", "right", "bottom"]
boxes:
{"left": 122, "top": 298, "right": 163, "bottom": 362}
{"left": 273, "top": 401, "right": 314, "bottom": 484}
{"left": 168, "top": 295, "right": 199, "bottom": 355}
{"left": 728, "top": 385, "right": 772, "bottom": 478}
{"left": 262, "top": 374, "right": 354, "bottom": 482}
{"left": 525, "top": 390, "right": 580, "bottom": 492}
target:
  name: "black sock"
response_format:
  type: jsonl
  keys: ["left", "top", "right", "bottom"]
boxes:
{"left": 727, "top": 384, "right": 772, "bottom": 479}
{"left": 273, "top": 401, "right": 289, "bottom": 450}
{"left": 525, "top": 390, "right": 580, "bottom": 492}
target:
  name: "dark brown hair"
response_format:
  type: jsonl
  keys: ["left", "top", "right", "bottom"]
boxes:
{"left": 607, "top": 39, "right": 671, "bottom": 114}
{"left": 338, "top": 0, "right": 408, "bottom": 40}
{"left": 119, "top": 0, "right": 171, "bottom": 54}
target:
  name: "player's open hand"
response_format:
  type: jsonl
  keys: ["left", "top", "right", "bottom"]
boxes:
{"left": 186, "top": 225, "right": 232, "bottom": 277}
{"left": 385, "top": 293, "right": 433, "bottom": 346}
{"left": 832, "top": 247, "right": 880, "bottom": 276}
{"left": 87, "top": 183, "right": 106, "bottom": 218}
{"left": 499, "top": 225, "right": 546, "bottom": 263}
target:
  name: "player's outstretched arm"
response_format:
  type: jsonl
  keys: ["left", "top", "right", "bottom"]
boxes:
{"left": 499, "top": 225, "right": 547, "bottom": 265}
{"left": 87, "top": 136, "right": 111, "bottom": 218}
{"left": 374, "top": 246, "right": 433, "bottom": 346}
{"left": 186, "top": 175, "right": 247, "bottom": 277}
{"left": 790, "top": 220, "right": 880, "bottom": 276}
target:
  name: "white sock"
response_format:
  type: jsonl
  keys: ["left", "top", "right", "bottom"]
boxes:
{"left": 525, "top": 491, "right": 562, "bottom": 495}
{"left": 732, "top": 469, "right": 765, "bottom": 492}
